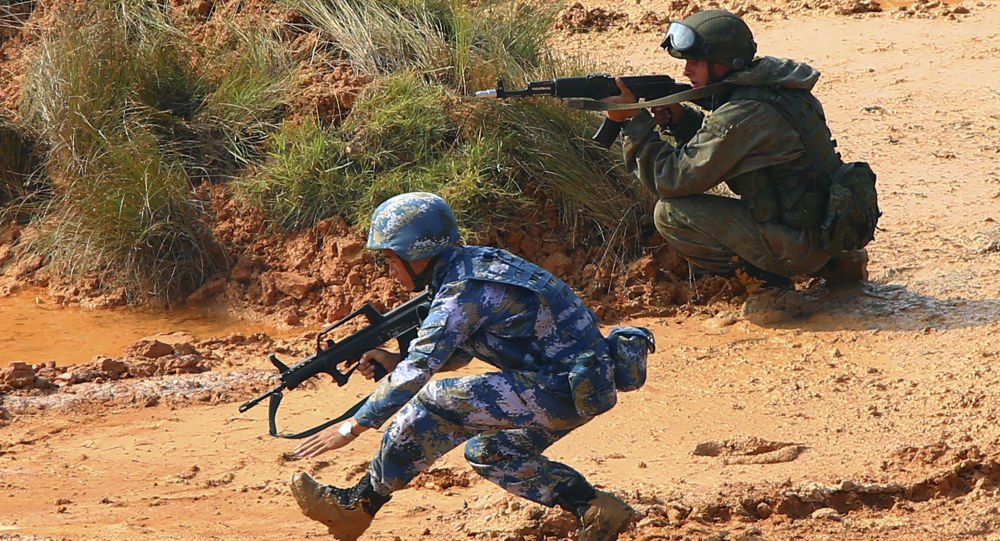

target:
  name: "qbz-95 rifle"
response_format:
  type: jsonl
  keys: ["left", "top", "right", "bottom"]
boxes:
{"left": 239, "top": 290, "right": 431, "bottom": 439}
{"left": 475, "top": 74, "right": 691, "bottom": 148}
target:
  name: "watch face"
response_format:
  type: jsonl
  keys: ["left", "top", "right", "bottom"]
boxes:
{"left": 339, "top": 422, "right": 354, "bottom": 437}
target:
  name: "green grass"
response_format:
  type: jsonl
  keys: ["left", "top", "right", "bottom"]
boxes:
{"left": 287, "top": 0, "right": 561, "bottom": 92}
{"left": 32, "top": 130, "right": 222, "bottom": 300}
{"left": 3, "top": 0, "right": 652, "bottom": 304}
{"left": 249, "top": 0, "right": 647, "bottom": 253}
{"left": 343, "top": 71, "right": 453, "bottom": 172}
{"left": 15, "top": 0, "right": 289, "bottom": 301}
{"left": 187, "top": 24, "right": 297, "bottom": 180}
{"left": 235, "top": 116, "right": 361, "bottom": 230}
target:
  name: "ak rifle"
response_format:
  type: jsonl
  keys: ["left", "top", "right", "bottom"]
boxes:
{"left": 475, "top": 74, "right": 690, "bottom": 148}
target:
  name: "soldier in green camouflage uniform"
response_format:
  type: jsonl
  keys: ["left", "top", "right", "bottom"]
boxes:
{"left": 605, "top": 10, "right": 871, "bottom": 286}
{"left": 287, "top": 192, "right": 654, "bottom": 541}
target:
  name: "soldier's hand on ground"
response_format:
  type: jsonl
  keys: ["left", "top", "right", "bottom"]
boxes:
{"left": 294, "top": 424, "right": 352, "bottom": 458}
{"left": 603, "top": 77, "right": 640, "bottom": 122}
{"left": 651, "top": 104, "right": 685, "bottom": 127}
{"left": 359, "top": 348, "right": 401, "bottom": 379}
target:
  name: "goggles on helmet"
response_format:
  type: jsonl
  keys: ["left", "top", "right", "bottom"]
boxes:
{"left": 661, "top": 22, "right": 708, "bottom": 57}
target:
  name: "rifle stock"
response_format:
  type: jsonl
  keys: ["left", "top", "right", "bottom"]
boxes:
{"left": 238, "top": 290, "right": 432, "bottom": 438}
{"left": 475, "top": 74, "right": 690, "bottom": 147}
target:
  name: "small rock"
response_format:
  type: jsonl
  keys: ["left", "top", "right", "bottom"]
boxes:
{"left": 272, "top": 271, "right": 321, "bottom": 300}
{"left": 2, "top": 361, "right": 36, "bottom": 388}
{"left": 811, "top": 507, "right": 842, "bottom": 520}
{"left": 127, "top": 340, "right": 175, "bottom": 359}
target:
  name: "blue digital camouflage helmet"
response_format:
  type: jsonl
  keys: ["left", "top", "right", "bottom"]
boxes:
{"left": 366, "top": 192, "right": 460, "bottom": 261}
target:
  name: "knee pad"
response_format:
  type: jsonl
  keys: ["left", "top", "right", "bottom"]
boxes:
{"left": 464, "top": 436, "right": 501, "bottom": 466}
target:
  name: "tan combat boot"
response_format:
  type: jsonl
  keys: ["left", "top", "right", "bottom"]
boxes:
{"left": 577, "top": 490, "right": 636, "bottom": 541}
{"left": 817, "top": 248, "right": 869, "bottom": 285}
{"left": 289, "top": 472, "right": 390, "bottom": 541}
{"left": 556, "top": 477, "right": 635, "bottom": 541}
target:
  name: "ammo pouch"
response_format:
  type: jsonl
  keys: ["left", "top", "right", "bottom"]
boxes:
{"left": 728, "top": 167, "right": 827, "bottom": 229}
{"left": 567, "top": 350, "right": 617, "bottom": 417}
{"left": 607, "top": 326, "right": 656, "bottom": 392}
{"left": 820, "top": 161, "right": 880, "bottom": 256}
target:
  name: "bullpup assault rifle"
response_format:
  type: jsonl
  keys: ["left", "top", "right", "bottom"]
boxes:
{"left": 475, "top": 74, "right": 691, "bottom": 148}
{"left": 239, "top": 290, "right": 431, "bottom": 439}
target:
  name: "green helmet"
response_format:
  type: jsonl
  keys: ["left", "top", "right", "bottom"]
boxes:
{"left": 661, "top": 10, "right": 757, "bottom": 70}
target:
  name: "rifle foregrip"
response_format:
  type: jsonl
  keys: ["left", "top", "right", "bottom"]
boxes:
{"left": 593, "top": 118, "right": 625, "bottom": 148}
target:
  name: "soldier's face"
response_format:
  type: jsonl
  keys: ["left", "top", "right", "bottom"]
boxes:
{"left": 383, "top": 250, "right": 432, "bottom": 291}
{"left": 683, "top": 59, "right": 711, "bottom": 87}
{"left": 683, "top": 58, "right": 732, "bottom": 86}
{"left": 383, "top": 250, "right": 415, "bottom": 290}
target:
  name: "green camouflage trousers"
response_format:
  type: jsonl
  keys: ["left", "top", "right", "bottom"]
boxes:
{"left": 654, "top": 193, "right": 831, "bottom": 277}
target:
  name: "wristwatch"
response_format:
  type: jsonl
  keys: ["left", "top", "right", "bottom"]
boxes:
{"left": 338, "top": 420, "right": 358, "bottom": 439}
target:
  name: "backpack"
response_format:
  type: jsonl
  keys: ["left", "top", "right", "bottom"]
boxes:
{"left": 730, "top": 85, "right": 880, "bottom": 254}
{"left": 820, "top": 161, "right": 881, "bottom": 256}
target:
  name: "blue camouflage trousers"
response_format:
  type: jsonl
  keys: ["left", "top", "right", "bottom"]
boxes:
{"left": 368, "top": 371, "right": 592, "bottom": 506}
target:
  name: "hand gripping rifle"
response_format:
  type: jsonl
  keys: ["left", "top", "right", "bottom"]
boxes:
{"left": 238, "top": 290, "right": 432, "bottom": 439}
{"left": 475, "top": 74, "right": 729, "bottom": 148}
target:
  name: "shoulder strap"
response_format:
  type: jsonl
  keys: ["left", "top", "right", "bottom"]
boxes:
{"left": 564, "top": 82, "right": 734, "bottom": 111}
{"left": 731, "top": 85, "right": 841, "bottom": 175}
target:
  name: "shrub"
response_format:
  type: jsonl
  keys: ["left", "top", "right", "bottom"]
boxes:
{"left": 261, "top": 0, "right": 647, "bottom": 254}
{"left": 235, "top": 116, "right": 361, "bottom": 230}
{"left": 187, "top": 24, "right": 297, "bottom": 181}
{"left": 16, "top": 0, "right": 230, "bottom": 300}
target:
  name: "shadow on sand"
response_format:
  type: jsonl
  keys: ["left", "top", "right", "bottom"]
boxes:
{"left": 742, "top": 280, "right": 1000, "bottom": 333}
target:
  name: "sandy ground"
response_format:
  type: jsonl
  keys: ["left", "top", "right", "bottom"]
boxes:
{"left": 3, "top": 4, "right": 1000, "bottom": 541}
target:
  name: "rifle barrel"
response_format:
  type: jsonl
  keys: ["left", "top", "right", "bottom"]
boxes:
{"left": 238, "top": 383, "right": 284, "bottom": 413}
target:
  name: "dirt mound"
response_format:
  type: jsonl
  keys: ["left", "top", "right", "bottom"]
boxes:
{"left": 553, "top": 0, "right": 971, "bottom": 36}
{"left": 0, "top": 178, "right": 749, "bottom": 330}
{"left": 0, "top": 0, "right": 759, "bottom": 325}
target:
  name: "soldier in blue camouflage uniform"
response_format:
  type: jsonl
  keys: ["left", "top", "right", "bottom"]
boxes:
{"left": 288, "top": 192, "right": 653, "bottom": 541}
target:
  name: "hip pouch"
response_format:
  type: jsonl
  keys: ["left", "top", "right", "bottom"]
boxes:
{"left": 607, "top": 326, "right": 656, "bottom": 392}
{"left": 821, "top": 161, "right": 880, "bottom": 255}
{"left": 567, "top": 350, "right": 617, "bottom": 417}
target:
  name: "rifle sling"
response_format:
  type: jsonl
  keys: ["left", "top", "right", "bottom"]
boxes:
{"left": 564, "top": 82, "right": 732, "bottom": 111}
{"left": 268, "top": 390, "right": 371, "bottom": 440}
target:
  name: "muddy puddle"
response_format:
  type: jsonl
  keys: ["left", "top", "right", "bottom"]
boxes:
{"left": 1, "top": 288, "right": 284, "bottom": 366}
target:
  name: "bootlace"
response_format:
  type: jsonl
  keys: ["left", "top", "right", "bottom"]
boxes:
{"left": 336, "top": 474, "right": 392, "bottom": 516}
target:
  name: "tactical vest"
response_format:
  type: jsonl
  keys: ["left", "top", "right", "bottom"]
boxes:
{"left": 722, "top": 85, "right": 843, "bottom": 229}
{"left": 454, "top": 246, "right": 602, "bottom": 356}
{"left": 450, "top": 246, "right": 616, "bottom": 416}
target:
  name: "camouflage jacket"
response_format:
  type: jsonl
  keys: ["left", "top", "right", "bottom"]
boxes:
{"left": 621, "top": 56, "right": 827, "bottom": 202}
{"left": 354, "top": 246, "right": 610, "bottom": 428}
